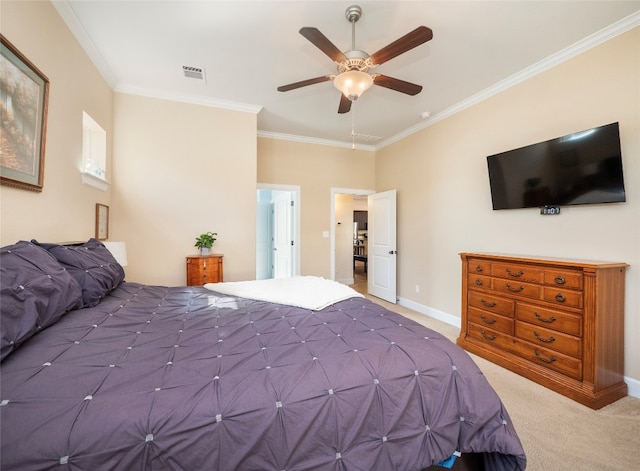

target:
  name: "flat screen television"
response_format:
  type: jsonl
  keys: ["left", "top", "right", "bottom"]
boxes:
{"left": 487, "top": 122, "right": 626, "bottom": 210}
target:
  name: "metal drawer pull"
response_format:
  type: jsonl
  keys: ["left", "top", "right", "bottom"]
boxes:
{"left": 475, "top": 278, "right": 483, "bottom": 286}
{"left": 481, "top": 299, "right": 497, "bottom": 308}
{"left": 555, "top": 293, "right": 566, "bottom": 303}
{"left": 480, "top": 315, "right": 496, "bottom": 325}
{"left": 534, "top": 331, "right": 555, "bottom": 343}
{"left": 506, "top": 283, "right": 524, "bottom": 292}
{"left": 506, "top": 268, "right": 524, "bottom": 277}
{"left": 534, "top": 350, "right": 556, "bottom": 364}
{"left": 480, "top": 330, "right": 496, "bottom": 341}
{"left": 475, "top": 265, "right": 483, "bottom": 273}
{"left": 554, "top": 275, "right": 566, "bottom": 285}
{"left": 534, "top": 312, "right": 557, "bottom": 323}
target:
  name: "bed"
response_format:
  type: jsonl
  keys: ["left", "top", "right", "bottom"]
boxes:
{"left": 0, "top": 239, "right": 526, "bottom": 470}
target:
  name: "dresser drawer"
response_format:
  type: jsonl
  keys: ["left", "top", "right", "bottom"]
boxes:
{"left": 516, "top": 303, "right": 582, "bottom": 336}
{"left": 542, "top": 287, "right": 582, "bottom": 309}
{"left": 492, "top": 262, "right": 543, "bottom": 283}
{"left": 510, "top": 340, "right": 582, "bottom": 381}
{"left": 543, "top": 269, "right": 583, "bottom": 290}
{"left": 468, "top": 290, "right": 514, "bottom": 317}
{"left": 469, "top": 307, "right": 514, "bottom": 334}
{"left": 492, "top": 279, "right": 541, "bottom": 300}
{"left": 467, "top": 322, "right": 515, "bottom": 352}
{"left": 467, "top": 273, "right": 492, "bottom": 290}
{"left": 468, "top": 259, "right": 491, "bottom": 276}
{"left": 515, "top": 321, "right": 582, "bottom": 358}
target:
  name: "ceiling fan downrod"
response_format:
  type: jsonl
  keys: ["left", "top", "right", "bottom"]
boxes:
{"left": 345, "top": 5, "right": 362, "bottom": 50}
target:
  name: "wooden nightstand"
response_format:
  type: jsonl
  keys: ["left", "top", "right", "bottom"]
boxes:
{"left": 186, "top": 254, "right": 223, "bottom": 286}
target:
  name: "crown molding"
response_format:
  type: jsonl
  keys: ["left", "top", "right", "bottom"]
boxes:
{"left": 115, "top": 84, "right": 262, "bottom": 114}
{"left": 52, "top": 0, "right": 118, "bottom": 88}
{"left": 257, "top": 131, "right": 376, "bottom": 152}
{"left": 377, "top": 10, "right": 640, "bottom": 150}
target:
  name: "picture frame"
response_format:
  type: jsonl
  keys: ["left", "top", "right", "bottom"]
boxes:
{"left": 95, "top": 203, "right": 109, "bottom": 240}
{"left": 0, "top": 34, "right": 50, "bottom": 192}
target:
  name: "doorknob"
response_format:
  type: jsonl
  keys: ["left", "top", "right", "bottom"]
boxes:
{"left": 389, "top": 250, "right": 397, "bottom": 255}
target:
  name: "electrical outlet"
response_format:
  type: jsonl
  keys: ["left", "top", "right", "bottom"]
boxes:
{"left": 415, "top": 285, "right": 420, "bottom": 293}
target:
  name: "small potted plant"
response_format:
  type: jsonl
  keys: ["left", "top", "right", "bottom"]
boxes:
{"left": 194, "top": 231, "right": 217, "bottom": 256}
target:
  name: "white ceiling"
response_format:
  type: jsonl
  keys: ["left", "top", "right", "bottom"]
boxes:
{"left": 56, "top": 1, "right": 640, "bottom": 149}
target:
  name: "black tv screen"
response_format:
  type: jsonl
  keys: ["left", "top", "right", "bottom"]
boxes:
{"left": 487, "top": 122, "right": 626, "bottom": 210}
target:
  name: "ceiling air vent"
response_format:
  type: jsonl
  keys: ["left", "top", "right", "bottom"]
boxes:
{"left": 182, "top": 66, "right": 206, "bottom": 82}
{"left": 350, "top": 132, "right": 382, "bottom": 144}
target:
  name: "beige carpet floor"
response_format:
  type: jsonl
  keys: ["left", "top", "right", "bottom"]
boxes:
{"left": 355, "top": 277, "right": 640, "bottom": 471}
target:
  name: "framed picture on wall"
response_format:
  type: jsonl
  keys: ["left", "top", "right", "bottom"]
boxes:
{"left": 95, "top": 203, "right": 109, "bottom": 240}
{"left": 0, "top": 34, "right": 50, "bottom": 192}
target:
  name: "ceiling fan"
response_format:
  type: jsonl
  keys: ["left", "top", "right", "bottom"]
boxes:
{"left": 277, "top": 4, "right": 433, "bottom": 114}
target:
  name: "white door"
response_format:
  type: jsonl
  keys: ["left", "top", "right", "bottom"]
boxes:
{"left": 256, "top": 198, "right": 273, "bottom": 280}
{"left": 273, "top": 191, "right": 292, "bottom": 278}
{"left": 368, "top": 190, "right": 397, "bottom": 303}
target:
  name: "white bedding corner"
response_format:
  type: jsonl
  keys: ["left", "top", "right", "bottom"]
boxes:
{"left": 203, "top": 276, "right": 364, "bottom": 310}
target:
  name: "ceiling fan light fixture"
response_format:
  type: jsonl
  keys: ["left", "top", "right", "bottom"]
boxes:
{"left": 333, "top": 70, "right": 373, "bottom": 101}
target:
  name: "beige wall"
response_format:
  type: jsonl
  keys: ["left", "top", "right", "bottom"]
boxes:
{"left": 257, "top": 138, "right": 375, "bottom": 278}
{"left": 376, "top": 28, "right": 640, "bottom": 381}
{"left": 0, "top": 0, "right": 113, "bottom": 245}
{"left": 111, "top": 93, "right": 257, "bottom": 285}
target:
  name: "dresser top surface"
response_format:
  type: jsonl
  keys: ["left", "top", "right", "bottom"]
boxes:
{"left": 460, "top": 252, "right": 628, "bottom": 269}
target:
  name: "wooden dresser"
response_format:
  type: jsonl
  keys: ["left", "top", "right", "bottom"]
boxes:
{"left": 186, "top": 254, "right": 223, "bottom": 286}
{"left": 457, "top": 253, "right": 628, "bottom": 409}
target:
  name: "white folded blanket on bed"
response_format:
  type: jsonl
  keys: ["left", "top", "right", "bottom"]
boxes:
{"left": 204, "top": 276, "right": 364, "bottom": 310}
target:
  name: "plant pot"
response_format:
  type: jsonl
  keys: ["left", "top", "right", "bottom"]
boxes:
{"left": 199, "top": 247, "right": 211, "bottom": 256}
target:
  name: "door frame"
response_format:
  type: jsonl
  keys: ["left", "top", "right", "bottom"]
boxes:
{"left": 330, "top": 187, "right": 375, "bottom": 282}
{"left": 257, "top": 183, "right": 301, "bottom": 277}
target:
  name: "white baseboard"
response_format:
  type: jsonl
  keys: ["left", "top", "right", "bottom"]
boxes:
{"left": 397, "top": 296, "right": 640, "bottom": 401}
{"left": 626, "top": 376, "right": 640, "bottom": 399}
{"left": 397, "top": 296, "right": 461, "bottom": 329}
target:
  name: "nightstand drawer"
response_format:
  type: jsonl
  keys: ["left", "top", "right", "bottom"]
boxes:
{"left": 186, "top": 255, "right": 224, "bottom": 286}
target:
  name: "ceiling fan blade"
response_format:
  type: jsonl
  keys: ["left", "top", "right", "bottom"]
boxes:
{"left": 373, "top": 75, "right": 423, "bottom": 95}
{"left": 277, "top": 75, "right": 333, "bottom": 92}
{"left": 338, "top": 93, "right": 352, "bottom": 114}
{"left": 299, "top": 27, "right": 347, "bottom": 63}
{"left": 370, "top": 26, "right": 433, "bottom": 65}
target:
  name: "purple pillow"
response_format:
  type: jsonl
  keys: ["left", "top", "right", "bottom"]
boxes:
{"left": 0, "top": 241, "right": 83, "bottom": 361}
{"left": 35, "top": 238, "right": 125, "bottom": 308}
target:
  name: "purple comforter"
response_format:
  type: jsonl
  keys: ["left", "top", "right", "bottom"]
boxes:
{"left": 1, "top": 282, "right": 526, "bottom": 470}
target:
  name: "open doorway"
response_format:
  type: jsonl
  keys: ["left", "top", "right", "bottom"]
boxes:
{"left": 352, "top": 199, "right": 368, "bottom": 294}
{"left": 330, "top": 188, "right": 374, "bottom": 293}
{"left": 256, "top": 184, "right": 300, "bottom": 280}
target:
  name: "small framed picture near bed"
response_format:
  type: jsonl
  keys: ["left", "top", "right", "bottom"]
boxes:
{"left": 0, "top": 34, "right": 50, "bottom": 192}
{"left": 95, "top": 203, "right": 109, "bottom": 240}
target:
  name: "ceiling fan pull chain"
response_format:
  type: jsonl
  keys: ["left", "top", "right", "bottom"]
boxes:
{"left": 351, "top": 103, "right": 356, "bottom": 150}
